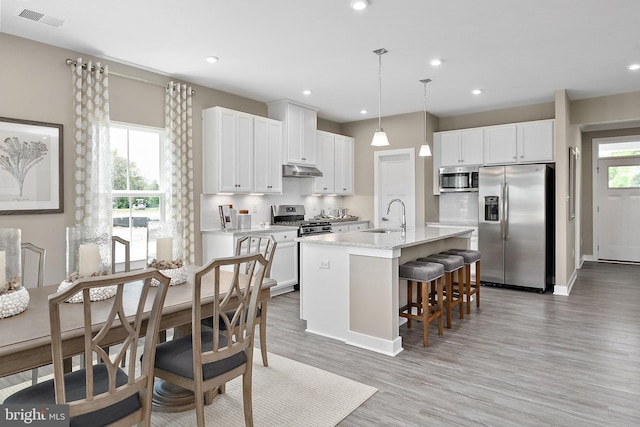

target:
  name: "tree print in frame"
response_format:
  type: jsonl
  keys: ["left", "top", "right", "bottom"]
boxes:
{"left": 0, "top": 117, "right": 63, "bottom": 214}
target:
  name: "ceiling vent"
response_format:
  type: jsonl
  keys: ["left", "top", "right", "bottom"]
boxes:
{"left": 17, "top": 9, "right": 64, "bottom": 27}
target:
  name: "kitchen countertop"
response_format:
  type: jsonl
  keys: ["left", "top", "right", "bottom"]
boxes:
{"left": 296, "top": 225, "right": 473, "bottom": 250}
{"left": 427, "top": 221, "right": 478, "bottom": 227}
{"left": 201, "top": 225, "right": 298, "bottom": 235}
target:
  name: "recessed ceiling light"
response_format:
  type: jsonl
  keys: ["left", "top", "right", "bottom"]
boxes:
{"left": 302, "top": 89, "right": 312, "bottom": 95}
{"left": 360, "top": 109, "right": 368, "bottom": 115}
{"left": 628, "top": 63, "right": 640, "bottom": 71}
{"left": 350, "top": 0, "right": 368, "bottom": 10}
{"left": 429, "top": 59, "right": 442, "bottom": 66}
{"left": 205, "top": 56, "right": 219, "bottom": 64}
{"left": 472, "top": 89, "right": 483, "bottom": 95}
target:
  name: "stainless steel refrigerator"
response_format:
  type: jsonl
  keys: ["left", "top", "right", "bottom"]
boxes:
{"left": 478, "top": 164, "right": 554, "bottom": 291}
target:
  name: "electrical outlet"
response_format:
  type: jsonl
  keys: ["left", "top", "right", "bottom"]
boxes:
{"left": 319, "top": 259, "right": 330, "bottom": 269}
{"left": 252, "top": 205, "right": 258, "bottom": 213}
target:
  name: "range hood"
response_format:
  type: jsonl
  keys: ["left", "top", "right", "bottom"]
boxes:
{"left": 282, "top": 164, "right": 323, "bottom": 178}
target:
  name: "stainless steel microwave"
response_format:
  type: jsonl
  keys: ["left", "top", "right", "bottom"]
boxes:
{"left": 439, "top": 166, "right": 479, "bottom": 192}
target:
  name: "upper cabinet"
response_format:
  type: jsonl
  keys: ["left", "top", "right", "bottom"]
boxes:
{"left": 484, "top": 120, "right": 554, "bottom": 165}
{"left": 517, "top": 120, "right": 554, "bottom": 163}
{"left": 334, "top": 134, "right": 354, "bottom": 194}
{"left": 203, "top": 106, "right": 283, "bottom": 195}
{"left": 314, "top": 131, "right": 335, "bottom": 193}
{"left": 203, "top": 107, "right": 254, "bottom": 194}
{"left": 439, "top": 128, "right": 484, "bottom": 167}
{"left": 310, "top": 131, "right": 354, "bottom": 195}
{"left": 253, "top": 116, "right": 283, "bottom": 194}
{"left": 268, "top": 99, "right": 318, "bottom": 165}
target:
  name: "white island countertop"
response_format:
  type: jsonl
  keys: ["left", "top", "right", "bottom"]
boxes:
{"left": 296, "top": 225, "right": 473, "bottom": 250}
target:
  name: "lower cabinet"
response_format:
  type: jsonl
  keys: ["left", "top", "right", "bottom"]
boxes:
{"left": 331, "top": 221, "right": 369, "bottom": 233}
{"left": 202, "top": 229, "right": 297, "bottom": 296}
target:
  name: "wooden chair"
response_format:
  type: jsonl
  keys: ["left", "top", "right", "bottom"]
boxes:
{"left": 4, "top": 269, "right": 171, "bottom": 427}
{"left": 21, "top": 242, "right": 46, "bottom": 385}
{"left": 417, "top": 253, "right": 465, "bottom": 328}
{"left": 154, "top": 253, "right": 268, "bottom": 427}
{"left": 441, "top": 249, "right": 481, "bottom": 314}
{"left": 202, "top": 234, "right": 277, "bottom": 366}
{"left": 111, "top": 236, "right": 131, "bottom": 273}
{"left": 399, "top": 260, "right": 445, "bottom": 347}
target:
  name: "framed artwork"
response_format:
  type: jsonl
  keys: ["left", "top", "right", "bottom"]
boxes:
{"left": 0, "top": 117, "right": 63, "bottom": 214}
{"left": 568, "top": 146, "right": 577, "bottom": 220}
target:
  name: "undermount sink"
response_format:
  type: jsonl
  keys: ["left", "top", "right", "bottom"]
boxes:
{"left": 362, "top": 228, "right": 402, "bottom": 234}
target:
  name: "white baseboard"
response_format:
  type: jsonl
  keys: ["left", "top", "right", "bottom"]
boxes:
{"left": 554, "top": 269, "right": 576, "bottom": 296}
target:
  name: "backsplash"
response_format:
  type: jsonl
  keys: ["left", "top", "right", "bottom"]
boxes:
{"left": 201, "top": 178, "right": 345, "bottom": 230}
{"left": 438, "top": 192, "right": 479, "bottom": 224}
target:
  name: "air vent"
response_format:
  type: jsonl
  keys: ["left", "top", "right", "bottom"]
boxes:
{"left": 17, "top": 9, "right": 64, "bottom": 27}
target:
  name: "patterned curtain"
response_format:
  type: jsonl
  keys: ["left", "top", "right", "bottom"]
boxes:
{"left": 71, "top": 58, "right": 112, "bottom": 233}
{"left": 165, "top": 82, "right": 195, "bottom": 264}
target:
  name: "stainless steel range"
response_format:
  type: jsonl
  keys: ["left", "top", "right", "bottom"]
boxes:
{"left": 271, "top": 205, "right": 332, "bottom": 236}
{"left": 271, "top": 204, "right": 332, "bottom": 291}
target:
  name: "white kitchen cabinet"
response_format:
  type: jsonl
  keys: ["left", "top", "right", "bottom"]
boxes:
{"left": 332, "top": 224, "right": 349, "bottom": 233}
{"left": 484, "top": 120, "right": 554, "bottom": 165}
{"left": 517, "top": 120, "right": 554, "bottom": 163}
{"left": 483, "top": 124, "right": 518, "bottom": 165}
{"left": 268, "top": 99, "right": 318, "bottom": 165}
{"left": 203, "top": 107, "right": 254, "bottom": 194}
{"left": 202, "top": 228, "right": 297, "bottom": 296}
{"left": 253, "top": 116, "right": 283, "bottom": 194}
{"left": 439, "top": 129, "right": 483, "bottom": 167}
{"left": 314, "top": 131, "right": 335, "bottom": 193}
{"left": 334, "top": 135, "right": 354, "bottom": 194}
{"left": 348, "top": 221, "right": 368, "bottom": 231}
{"left": 311, "top": 131, "right": 354, "bottom": 195}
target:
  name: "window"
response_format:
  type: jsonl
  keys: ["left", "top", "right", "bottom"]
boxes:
{"left": 608, "top": 165, "right": 640, "bottom": 189}
{"left": 111, "top": 123, "right": 165, "bottom": 265}
{"left": 598, "top": 140, "right": 640, "bottom": 158}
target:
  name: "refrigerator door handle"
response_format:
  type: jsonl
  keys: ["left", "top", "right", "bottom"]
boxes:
{"left": 500, "top": 182, "right": 505, "bottom": 240}
{"left": 504, "top": 182, "right": 510, "bottom": 240}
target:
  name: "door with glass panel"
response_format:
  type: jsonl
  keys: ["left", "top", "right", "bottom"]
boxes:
{"left": 597, "top": 156, "right": 640, "bottom": 262}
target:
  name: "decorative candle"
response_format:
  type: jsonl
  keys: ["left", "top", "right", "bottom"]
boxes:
{"left": 0, "top": 250, "right": 5, "bottom": 285}
{"left": 156, "top": 237, "right": 173, "bottom": 262}
{"left": 78, "top": 243, "right": 100, "bottom": 277}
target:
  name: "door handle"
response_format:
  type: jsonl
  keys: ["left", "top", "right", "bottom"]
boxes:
{"left": 381, "top": 217, "right": 389, "bottom": 222}
{"left": 500, "top": 182, "right": 505, "bottom": 240}
{"left": 504, "top": 182, "right": 509, "bottom": 240}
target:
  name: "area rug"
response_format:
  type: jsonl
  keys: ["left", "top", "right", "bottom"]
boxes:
{"left": 0, "top": 353, "right": 377, "bottom": 426}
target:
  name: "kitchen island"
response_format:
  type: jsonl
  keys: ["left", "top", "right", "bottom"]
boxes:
{"left": 297, "top": 226, "right": 473, "bottom": 356}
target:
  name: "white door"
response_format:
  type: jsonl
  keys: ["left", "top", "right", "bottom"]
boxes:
{"left": 597, "top": 156, "right": 640, "bottom": 261}
{"left": 374, "top": 148, "right": 415, "bottom": 229}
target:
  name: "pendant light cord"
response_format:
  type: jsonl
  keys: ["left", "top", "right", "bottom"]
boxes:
{"left": 378, "top": 52, "right": 382, "bottom": 130}
{"left": 420, "top": 78, "right": 431, "bottom": 143}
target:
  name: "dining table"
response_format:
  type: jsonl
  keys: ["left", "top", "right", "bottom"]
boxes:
{"left": 0, "top": 267, "right": 274, "bottom": 410}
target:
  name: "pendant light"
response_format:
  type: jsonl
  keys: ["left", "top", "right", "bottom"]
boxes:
{"left": 418, "top": 78, "right": 433, "bottom": 156}
{"left": 371, "top": 48, "right": 390, "bottom": 146}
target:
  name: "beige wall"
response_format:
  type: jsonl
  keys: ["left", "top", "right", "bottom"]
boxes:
{"left": 438, "top": 102, "right": 555, "bottom": 131}
{"left": 341, "top": 111, "right": 439, "bottom": 226}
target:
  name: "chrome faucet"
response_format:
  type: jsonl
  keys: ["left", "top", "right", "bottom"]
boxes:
{"left": 386, "top": 198, "right": 406, "bottom": 233}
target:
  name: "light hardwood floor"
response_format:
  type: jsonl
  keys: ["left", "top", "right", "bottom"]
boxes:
{"left": 2, "top": 262, "right": 638, "bottom": 426}
{"left": 264, "top": 261, "right": 640, "bottom": 426}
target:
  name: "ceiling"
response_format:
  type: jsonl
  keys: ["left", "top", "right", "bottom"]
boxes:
{"left": 2, "top": 0, "right": 640, "bottom": 124}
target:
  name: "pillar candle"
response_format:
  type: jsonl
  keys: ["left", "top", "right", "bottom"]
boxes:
{"left": 156, "top": 237, "right": 173, "bottom": 262}
{"left": 78, "top": 243, "right": 100, "bottom": 277}
{"left": 0, "top": 251, "right": 5, "bottom": 284}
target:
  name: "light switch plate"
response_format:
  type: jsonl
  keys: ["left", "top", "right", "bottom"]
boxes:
{"left": 319, "top": 260, "right": 330, "bottom": 269}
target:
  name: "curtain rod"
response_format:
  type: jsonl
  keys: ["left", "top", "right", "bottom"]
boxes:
{"left": 65, "top": 59, "right": 195, "bottom": 95}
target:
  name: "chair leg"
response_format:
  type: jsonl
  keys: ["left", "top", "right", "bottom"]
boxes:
{"left": 194, "top": 380, "right": 206, "bottom": 427}
{"left": 259, "top": 303, "right": 268, "bottom": 367}
{"left": 436, "top": 276, "right": 444, "bottom": 336}
{"left": 31, "top": 368, "right": 38, "bottom": 386}
{"left": 242, "top": 371, "right": 254, "bottom": 427}
{"left": 457, "top": 269, "right": 464, "bottom": 320}
{"left": 407, "top": 280, "right": 413, "bottom": 328}
{"left": 444, "top": 272, "right": 453, "bottom": 328}
{"left": 421, "top": 280, "right": 429, "bottom": 347}
{"left": 476, "top": 261, "right": 481, "bottom": 308}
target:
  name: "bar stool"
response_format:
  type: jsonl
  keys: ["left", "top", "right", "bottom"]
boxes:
{"left": 398, "top": 261, "right": 445, "bottom": 347}
{"left": 417, "top": 253, "right": 465, "bottom": 328}
{"left": 442, "top": 249, "right": 481, "bottom": 314}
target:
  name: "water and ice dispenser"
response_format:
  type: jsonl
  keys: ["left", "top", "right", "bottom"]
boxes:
{"left": 484, "top": 196, "right": 500, "bottom": 221}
